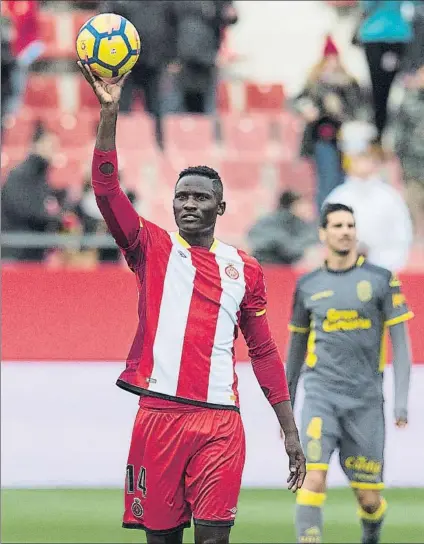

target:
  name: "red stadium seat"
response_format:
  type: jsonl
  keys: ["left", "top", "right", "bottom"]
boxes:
{"left": 163, "top": 115, "right": 216, "bottom": 154}
{"left": 2, "top": 112, "right": 36, "bottom": 148}
{"left": 116, "top": 114, "right": 158, "bottom": 156}
{"left": 38, "top": 11, "right": 58, "bottom": 59}
{"left": 78, "top": 77, "right": 100, "bottom": 110}
{"left": 41, "top": 112, "right": 96, "bottom": 148}
{"left": 277, "top": 160, "right": 316, "bottom": 196}
{"left": 272, "top": 112, "right": 304, "bottom": 160}
{"left": 218, "top": 159, "right": 262, "bottom": 191}
{"left": 245, "top": 83, "right": 285, "bottom": 112}
{"left": 24, "top": 75, "right": 60, "bottom": 110}
{"left": 73, "top": 11, "right": 97, "bottom": 38}
{"left": 219, "top": 114, "right": 271, "bottom": 158}
{"left": 48, "top": 149, "right": 86, "bottom": 189}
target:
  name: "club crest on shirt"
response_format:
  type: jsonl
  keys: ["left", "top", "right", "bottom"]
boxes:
{"left": 357, "top": 280, "right": 372, "bottom": 302}
{"left": 131, "top": 498, "right": 144, "bottom": 518}
{"left": 177, "top": 250, "right": 188, "bottom": 258}
{"left": 225, "top": 264, "right": 239, "bottom": 280}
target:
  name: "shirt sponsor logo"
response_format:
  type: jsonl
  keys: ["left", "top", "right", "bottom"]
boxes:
{"left": 225, "top": 264, "right": 239, "bottom": 280}
{"left": 357, "top": 280, "right": 372, "bottom": 302}
{"left": 323, "top": 309, "right": 371, "bottom": 332}
{"left": 311, "top": 290, "right": 334, "bottom": 301}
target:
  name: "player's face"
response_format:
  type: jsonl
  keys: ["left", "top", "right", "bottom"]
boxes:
{"left": 320, "top": 210, "right": 356, "bottom": 256}
{"left": 173, "top": 175, "right": 225, "bottom": 235}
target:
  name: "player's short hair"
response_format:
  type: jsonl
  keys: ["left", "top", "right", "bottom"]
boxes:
{"left": 177, "top": 165, "right": 224, "bottom": 202}
{"left": 320, "top": 203, "right": 355, "bottom": 228}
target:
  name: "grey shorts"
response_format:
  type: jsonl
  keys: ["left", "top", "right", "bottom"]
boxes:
{"left": 301, "top": 395, "right": 385, "bottom": 489}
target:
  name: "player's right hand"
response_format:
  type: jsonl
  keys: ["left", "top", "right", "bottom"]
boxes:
{"left": 77, "top": 61, "right": 130, "bottom": 108}
{"left": 284, "top": 432, "right": 306, "bottom": 492}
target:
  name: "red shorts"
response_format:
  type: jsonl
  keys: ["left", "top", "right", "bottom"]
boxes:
{"left": 122, "top": 400, "right": 245, "bottom": 534}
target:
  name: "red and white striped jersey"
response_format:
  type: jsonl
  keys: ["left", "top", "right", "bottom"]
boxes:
{"left": 117, "top": 218, "right": 267, "bottom": 409}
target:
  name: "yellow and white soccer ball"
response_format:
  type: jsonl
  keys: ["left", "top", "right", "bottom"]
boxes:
{"left": 76, "top": 13, "right": 141, "bottom": 82}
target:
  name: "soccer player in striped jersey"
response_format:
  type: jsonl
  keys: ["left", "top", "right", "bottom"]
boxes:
{"left": 78, "top": 62, "right": 305, "bottom": 544}
{"left": 286, "top": 203, "right": 413, "bottom": 544}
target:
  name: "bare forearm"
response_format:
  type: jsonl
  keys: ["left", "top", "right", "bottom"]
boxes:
{"left": 96, "top": 106, "right": 118, "bottom": 151}
{"left": 285, "top": 333, "right": 308, "bottom": 408}
{"left": 272, "top": 400, "right": 299, "bottom": 437}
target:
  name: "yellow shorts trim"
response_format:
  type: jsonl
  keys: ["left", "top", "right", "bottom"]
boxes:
{"left": 296, "top": 489, "right": 327, "bottom": 507}
{"left": 306, "top": 463, "right": 329, "bottom": 471}
{"left": 351, "top": 482, "right": 385, "bottom": 490}
{"left": 357, "top": 498, "right": 387, "bottom": 521}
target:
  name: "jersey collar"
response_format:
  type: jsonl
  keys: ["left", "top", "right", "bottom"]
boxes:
{"left": 176, "top": 232, "right": 219, "bottom": 253}
{"left": 324, "top": 255, "right": 365, "bottom": 274}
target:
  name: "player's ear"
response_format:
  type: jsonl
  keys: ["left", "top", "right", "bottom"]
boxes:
{"left": 217, "top": 201, "right": 226, "bottom": 216}
{"left": 319, "top": 227, "right": 326, "bottom": 244}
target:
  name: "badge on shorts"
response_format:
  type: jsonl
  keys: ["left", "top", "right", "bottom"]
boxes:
{"left": 357, "top": 280, "right": 372, "bottom": 302}
{"left": 131, "top": 498, "right": 144, "bottom": 519}
{"left": 225, "top": 264, "right": 239, "bottom": 280}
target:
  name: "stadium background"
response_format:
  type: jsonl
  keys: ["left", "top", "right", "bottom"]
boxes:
{"left": 2, "top": 1, "right": 424, "bottom": 543}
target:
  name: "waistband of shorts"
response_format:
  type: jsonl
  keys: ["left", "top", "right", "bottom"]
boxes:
{"left": 117, "top": 379, "right": 240, "bottom": 412}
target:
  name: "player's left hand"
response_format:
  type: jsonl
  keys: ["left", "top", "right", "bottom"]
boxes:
{"left": 284, "top": 432, "right": 306, "bottom": 492}
{"left": 395, "top": 417, "right": 407, "bottom": 429}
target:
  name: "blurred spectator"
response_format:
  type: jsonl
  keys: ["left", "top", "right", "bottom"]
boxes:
{"left": 356, "top": 0, "right": 413, "bottom": 142}
{"left": 247, "top": 190, "right": 318, "bottom": 265}
{"left": 394, "top": 65, "right": 424, "bottom": 241}
{"left": 294, "top": 35, "right": 362, "bottom": 211}
{"left": 1, "top": 122, "right": 64, "bottom": 262}
{"left": 401, "top": 0, "right": 424, "bottom": 75}
{"left": 2, "top": 0, "right": 45, "bottom": 116}
{"left": 171, "top": 0, "right": 238, "bottom": 114}
{"left": 325, "top": 124, "right": 413, "bottom": 271}
{"left": 1, "top": 15, "right": 15, "bottom": 129}
{"left": 99, "top": 0, "right": 176, "bottom": 146}
{"left": 74, "top": 169, "right": 140, "bottom": 263}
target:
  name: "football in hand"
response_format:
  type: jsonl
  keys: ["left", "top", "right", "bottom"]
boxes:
{"left": 76, "top": 13, "right": 140, "bottom": 82}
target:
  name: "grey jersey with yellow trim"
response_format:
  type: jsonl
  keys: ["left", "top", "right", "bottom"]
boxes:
{"left": 289, "top": 257, "right": 413, "bottom": 405}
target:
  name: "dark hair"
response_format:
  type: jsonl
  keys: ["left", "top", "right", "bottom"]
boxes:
{"left": 177, "top": 165, "right": 223, "bottom": 202}
{"left": 320, "top": 202, "right": 354, "bottom": 228}
{"left": 279, "top": 190, "right": 300, "bottom": 209}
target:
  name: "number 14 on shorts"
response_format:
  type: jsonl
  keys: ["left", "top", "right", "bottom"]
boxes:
{"left": 126, "top": 464, "right": 147, "bottom": 497}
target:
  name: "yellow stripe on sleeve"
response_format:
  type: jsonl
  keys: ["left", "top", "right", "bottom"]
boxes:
{"left": 384, "top": 311, "right": 414, "bottom": 327}
{"left": 255, "top": 309, "right": 266, "bottom": 317}
{"left": 306, "top": 463, "right": 329, "bottom": 471}
{"left": 288, "top": 324, "right": 310, "bottom": 334}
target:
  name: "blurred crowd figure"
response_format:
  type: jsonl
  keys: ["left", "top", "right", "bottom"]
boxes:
{"left": 394, "top": 65, "right": 424, "bottom": 242}
{"left": 294, "top": 35, "right": 363, "bottom": 211}
{"left": 2, "top": 122, "right": 64, "bottom": 262}
{"left": 354, "top": 0, "right": 413, "bottom": 142}
{"left": 247, "top": 191, "right": 318, "bottom": 266}
{"left": 325, "top": 122, "right": 413, "bottom": 272}
{"left": 1, "top": 0, "right": 44, "bottom": 117}
{"left": 99, "top": 0, "right": 238, "bottom": 145}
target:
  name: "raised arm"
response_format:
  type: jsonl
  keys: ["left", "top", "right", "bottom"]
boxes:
{"left": 78, "top": 62, "right": 143, "bottom": 269}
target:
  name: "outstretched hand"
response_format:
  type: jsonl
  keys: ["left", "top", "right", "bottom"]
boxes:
{"left": 77, "top": 61, "right": 131, "bottom": 108}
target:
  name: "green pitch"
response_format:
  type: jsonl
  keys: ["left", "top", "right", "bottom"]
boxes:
{"left": 2, "top": 488, "right": 424, "bottom": 543}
